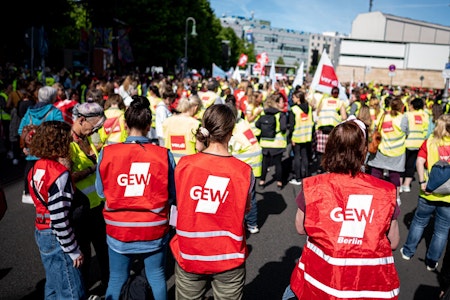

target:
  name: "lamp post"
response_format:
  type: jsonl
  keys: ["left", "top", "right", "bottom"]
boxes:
{"left": 183, "top": 17, "right": 197, "bottom": 79}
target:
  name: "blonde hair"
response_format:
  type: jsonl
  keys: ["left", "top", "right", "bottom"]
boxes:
{"left": 432, "top": 114, "right": 450, "bottom": 141}
{"left": 176, "top": 95, "right": 202, "bottom": 114}
{"left": 264, "top": 93, "right": 283, "bottom": 109}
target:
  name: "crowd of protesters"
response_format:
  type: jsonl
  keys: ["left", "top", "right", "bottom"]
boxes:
{"left": 1, "top": 60, "right": 450, "bottom": 299}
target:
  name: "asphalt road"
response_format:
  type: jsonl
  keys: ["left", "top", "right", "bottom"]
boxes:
{"left": 0, "top": 154, "right": 445, "bottom": 300}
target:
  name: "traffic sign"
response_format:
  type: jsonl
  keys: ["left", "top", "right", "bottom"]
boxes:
{"left": 389, "top": 64, "right": 396, "bottom": 72}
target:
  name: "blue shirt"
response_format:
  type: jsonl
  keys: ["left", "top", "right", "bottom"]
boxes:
{"left": 95, "top": 136, "right": 176, "bottom": 254}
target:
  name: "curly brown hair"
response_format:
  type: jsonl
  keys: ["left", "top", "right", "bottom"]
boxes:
{"left": 29, "top": 121, "right": 72, "bottom": 159}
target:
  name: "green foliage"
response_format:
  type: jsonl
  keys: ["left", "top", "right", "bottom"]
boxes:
{"left": 276, "top": 57, "right": 285, "bottom": 65}
{"left": 0, "top": 0, "right": 256, "bottom": 75}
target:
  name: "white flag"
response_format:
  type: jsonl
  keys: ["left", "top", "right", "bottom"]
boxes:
{"left": 310, "top": 49, "right": 347, "bottom": 101}
{"left": 292, "top": 61, "right": 304, "bottom": 88}
{"left": 269, "top": 61, "right": 276, "bottom": 90}
{"left": 232, "top": 66, "right": 241, "bottom": 83}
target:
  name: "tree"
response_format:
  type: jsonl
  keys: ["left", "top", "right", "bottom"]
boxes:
{"left": 276, "top": 57, "right": 285, "bottom": 65}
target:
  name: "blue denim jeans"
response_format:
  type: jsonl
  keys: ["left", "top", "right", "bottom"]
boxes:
{"left": 245, "top": 185, "right": 258, "bottom": 227}
{"left": 105, "top": 245, "right": 168, "bottom": 300}
{"left": 402, "top": 197, "right": 450, "bottom": 263}
{"left": 282, "top": 284, "right": 297, "bottom": 300}
{"left": 35, "top": 229, "right": 86, "bottom": 300}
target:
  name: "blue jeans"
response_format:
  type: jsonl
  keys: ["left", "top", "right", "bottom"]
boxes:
{"left": 245, "top": 185, "right": 258, "bottom": 227}
{"left": 105, "top": 245, "right": 168, "bottom": 300}
{"left": 402, "top": 197, "right": 450, "bottom": 263}
{"left": 35, "top": 229, "right": 86, "bottom": 300}
{"left": 282, "top": 284, "right": 297, "bottom": 300}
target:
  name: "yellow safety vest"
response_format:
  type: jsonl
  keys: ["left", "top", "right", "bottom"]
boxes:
{"left": 196, "top": 90, "right": 218, "bottom": 119}
{"left": 346, "top": 100, "right": 362, "bottom": 116}
{"left": 230, "top": 118, "right": 263, "bottom": 177}
{"left": 316, "top": 97, "right": 344, "bottom": 128}
{"left": 147, "top": 94, "right": 162, "bottom": 129}
{"left": 259, "top": 112, "right": 287, "bottom": 149}
{"left": 98, "top": 108, "right": 127, "bottom": 146}
{"left": 378, "top": 113, "right": 406, "bottom": 157}
{"left": 162, "top": 114, "right": 200, "bottom": 164}
{"left": 405, "top": 110, "right": 429, "bottom": 149}
{"left": 70, "top": 140, "right": 104, "bottom": 209}
{"left": 0, "top": 92, "right": 11, "bottom": 121}
{"left": 291, "top": 105, "right": 313, "bottom": 143}
{"left": 245, "top": 103, "right": 262, "bottom": 137}
{"left": 422, "top": 136, "right": 450, "bottom": 203}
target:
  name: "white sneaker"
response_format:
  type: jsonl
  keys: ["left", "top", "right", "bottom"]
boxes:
{"left": 289, "top": 179, "right": 302, "bottom": 185}
{"left": 22, "top": 193, "right": 34, "bottom": 205}
{"left": 401, "top": 185, "right": 411, "bottom": 193}
{"left": 400, "top": 247, "right": 411, "bottom": 260}
{"left": 397, "top": 197, "right": 401, "bottom": 206}
{"left": 12, "top": 159, "right": 19, "bottom": 165}
{"left": 247, "top": 225, "right": 260, "bottom": 234}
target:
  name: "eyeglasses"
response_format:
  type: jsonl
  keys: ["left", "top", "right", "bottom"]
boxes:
{"left": 85, "top": 116, "right": 105, "bottom": 134}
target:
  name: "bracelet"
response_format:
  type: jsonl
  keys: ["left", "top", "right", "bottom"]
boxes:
{"left": 419, "top": 180, "right": 426, "bottom": 184}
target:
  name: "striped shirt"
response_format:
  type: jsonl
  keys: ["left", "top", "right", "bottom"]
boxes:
{"left": 48, "top": 171, "right": 81, "bottom": 260}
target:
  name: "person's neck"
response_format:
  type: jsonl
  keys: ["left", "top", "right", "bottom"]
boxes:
{"left": 203, "top": 142, "right": 231, "bottom": 156}
{"left": 128, "top": 128, "right": 146, "bottom": 137}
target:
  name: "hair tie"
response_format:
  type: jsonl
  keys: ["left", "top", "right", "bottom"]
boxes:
{"left": 199, "top": 127, "right": 209, "bottom": 137}
{"left": 342, "top": 115, "right": 366, "bottom": 138}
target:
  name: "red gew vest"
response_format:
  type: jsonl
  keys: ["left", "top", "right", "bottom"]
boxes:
{"left": 28, "top": 159, "right": 71, "bottom": 230}
{"left": 100, "top": 143, "right": 170, "bottom": 242}
{"left": 290, "top": 172, "right": 400, "bottom": 300}
{"left": 170, "top": 152, "right": 252, "bottom": 274}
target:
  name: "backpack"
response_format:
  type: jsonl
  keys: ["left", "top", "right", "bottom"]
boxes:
{"left": 259, "top": 114, "right": 277, "bottom": 139}
{"left": 425, "top": 160, "right": 450, "bottom": 195}
{"left": 119, "top": 259, "right": 152, "bottom": 300}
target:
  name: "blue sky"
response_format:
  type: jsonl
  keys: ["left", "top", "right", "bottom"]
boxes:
{"left": 209, "top": 0, "right": 450, "bottom": 35}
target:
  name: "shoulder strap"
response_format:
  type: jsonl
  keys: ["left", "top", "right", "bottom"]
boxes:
{"left": 377, "top": 113, "right": 385, "bottom": 132}
{"left": 42, "top": 108, "right": 53, "bottom": 123}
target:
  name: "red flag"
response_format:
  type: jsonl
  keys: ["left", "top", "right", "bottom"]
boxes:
{"left": 318, "top": 65, "right": 339, "bottom": 88}
{"left": 257, "top": 52, "right": 269, "bottom": 66}
{"left": 237, "top": 54, "right": 248, "bottom": 67}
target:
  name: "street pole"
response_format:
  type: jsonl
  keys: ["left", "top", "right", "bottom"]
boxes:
{"left": 183, "top": 17, "right": 197, "bottom": 79}
{"left": 442, "top": 49, "right": 450, "bottom": 109}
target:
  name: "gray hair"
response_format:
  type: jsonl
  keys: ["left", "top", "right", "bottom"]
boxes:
{"left": 38, "top": 86, "right": 58, "bottom": 103}
{"left": 72, "top": 102, "right": 104, "bottom": 120}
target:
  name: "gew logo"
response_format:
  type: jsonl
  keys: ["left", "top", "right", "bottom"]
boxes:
{"left": 190, "top": 175, "right": 230, "bottom": 214}
{"left": 117, "top": 162, "right": 151, "bottom": 197}
{"left": 330, "top": 195, "right": 374, "bottom": 239}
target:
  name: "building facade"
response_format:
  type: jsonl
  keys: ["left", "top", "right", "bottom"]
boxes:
{"left": 337, "top": 11, "right": 450, "bottom": 88}
{"left": 219, "top": 15, "right": 323, "bottom": 74}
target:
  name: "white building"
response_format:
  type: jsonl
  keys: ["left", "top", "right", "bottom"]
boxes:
{"left": 337, "top": 11, "right": 450, "bottom": 88}
{"left": 219, "top": 15, "right": 338, "bottom": 73}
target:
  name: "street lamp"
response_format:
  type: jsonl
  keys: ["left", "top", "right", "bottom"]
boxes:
{"left": 183, "top": 17, "right": 197, "bottom": 79}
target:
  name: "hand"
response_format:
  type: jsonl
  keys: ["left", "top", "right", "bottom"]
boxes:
{"left": 73, "top": 253, "right": 84, "bottom": 268}
{"left": 420, "top": 182, "right": 431, "bottom": 195}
